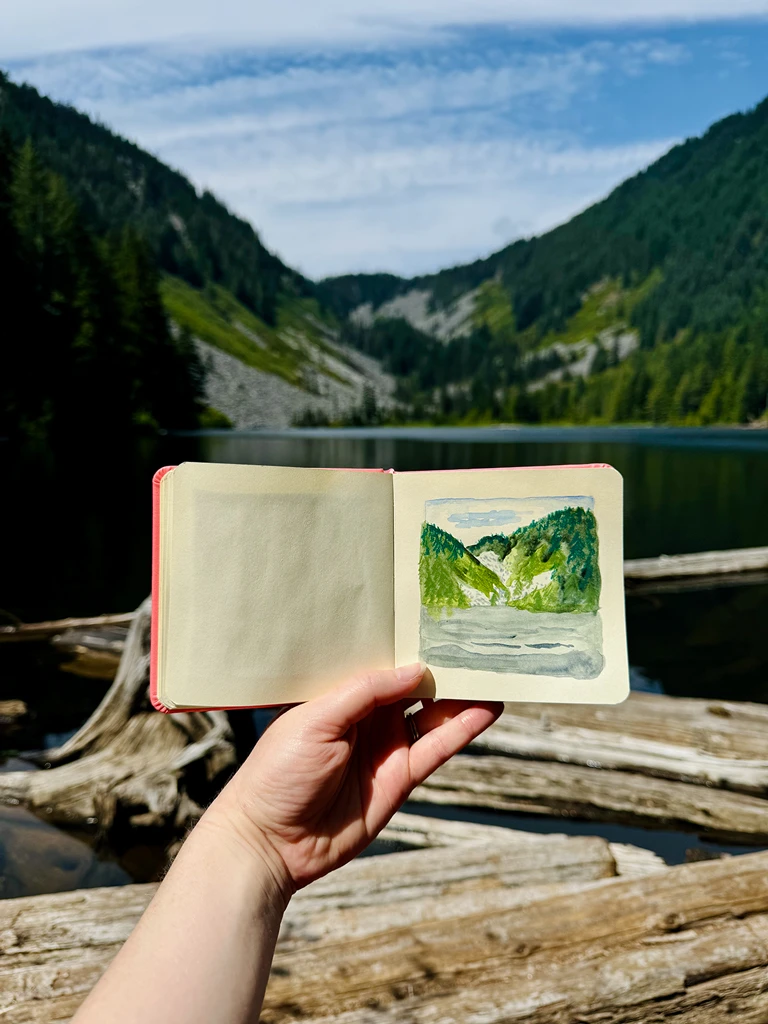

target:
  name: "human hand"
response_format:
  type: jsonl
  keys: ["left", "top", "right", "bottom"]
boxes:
{"left": 203, "top": 665, "right": 502, "bottom": 902}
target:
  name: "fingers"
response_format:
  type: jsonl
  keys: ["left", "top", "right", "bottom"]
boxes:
{"left": 407, "top": 701, "right": 503, "bottom": 788}
{"left": 309, "top": 664, "right": 425, "bottom": 737}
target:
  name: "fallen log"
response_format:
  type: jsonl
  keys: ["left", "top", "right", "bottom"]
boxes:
{"left": 412, "top": 752, "right": 768, "bottom": 842}
{"left": 378, "top": 810, "right": 666, "bottom": 879}
{"left": 0, "top": 611, "right": 134, "bottom": 643}
{"left": 0, "top": 599, "right": 234, "bottom": 831}
{"left": 0, "top": 812, "right": 663, "bottom": 1021}
{"left": 472, "top": 690, "right": 768, "bottom": 793}
{"left": 9, "top": 845, "right": 768, "bottom": 1024}
{"left": 624, "top": 545, "right": 768, "bottom": 592}
{"left": 624, "top": 545, "right": 768, "bottom": 580}
{"left": 51, "top": 626, "right": 127, "bottom": 680}
{"left": 403, "top": 691, "right": 768, "bottom": 842}
{"left": 261, "top": 851, "right": 768, "bottom": 1024}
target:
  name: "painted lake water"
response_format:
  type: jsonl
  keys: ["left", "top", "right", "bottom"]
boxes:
{"left": 420, "top": 607, "right": 604, "bottom": 678}
{"left": 2, "top": 425, "right": 768, "bottom": 895}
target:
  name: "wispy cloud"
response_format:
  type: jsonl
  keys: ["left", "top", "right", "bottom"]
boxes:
{"left": 448, "top": 509, "right": 523, "bottom": 530}
{"left": 4, "top": 0, "right": 768, "bottom": 59}
{"left": 8, "top": 35, "right": 686, "bottom": 276}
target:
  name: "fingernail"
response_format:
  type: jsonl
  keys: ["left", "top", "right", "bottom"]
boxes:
{"left": 396, "top": 662, "right": 424, "bottom": 681}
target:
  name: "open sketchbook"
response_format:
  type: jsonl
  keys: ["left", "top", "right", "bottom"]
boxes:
{"left": 151, "top": 462, "right": 628, "bottom": 712}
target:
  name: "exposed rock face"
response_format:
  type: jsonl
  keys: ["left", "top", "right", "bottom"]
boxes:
{"left": 196, "top": 340, "right": 396, "bottom": 428}
{"left": 351, "top": 287, "right": 480, "bottom": 342}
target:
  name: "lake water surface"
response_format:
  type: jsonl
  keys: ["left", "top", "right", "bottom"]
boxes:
{"left": 3, "top": 425, "right": 768, "bottom": 706}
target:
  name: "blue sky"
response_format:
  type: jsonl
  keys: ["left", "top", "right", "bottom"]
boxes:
{"left": 4, "top": 5, "right": 768, "bottom": 279}
{"left": 427, "top": 496, "right": 594, "bottom": 544}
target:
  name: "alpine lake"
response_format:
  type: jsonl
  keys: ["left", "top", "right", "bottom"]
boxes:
{"left": 2, "top": 425, "right": 768, "bottom": 895}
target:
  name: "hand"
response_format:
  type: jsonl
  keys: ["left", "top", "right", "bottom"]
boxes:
{"left": 203, "top": 665, "right": 502, "bottom": 901}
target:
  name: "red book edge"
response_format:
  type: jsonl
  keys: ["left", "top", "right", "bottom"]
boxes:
{"left": 150, "top": 461, "right": 615, "bottom": 713}
{"left": 150, "top": 466, "right": 175, "bottom": 713}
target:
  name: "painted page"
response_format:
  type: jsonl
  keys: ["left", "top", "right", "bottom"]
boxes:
{"left": 157, "top": 463, "right": 395, "bottom": 709}
{"left": 393, "top": 466, "right": 628, "bottom": 704}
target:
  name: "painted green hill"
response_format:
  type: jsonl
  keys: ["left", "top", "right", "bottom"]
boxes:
{"left": 502, "top": 506, "right": 600, "bottom": 613}
{"left": 468, "top": 534, "right": 512, "bottom": 561}
{"left": 420, "top": 523, "right": 509, "bottom": 610}
{"left": 421, "top": 507, "right": 600, "bottom": 614}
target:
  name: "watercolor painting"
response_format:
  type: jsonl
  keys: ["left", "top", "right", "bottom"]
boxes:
{"left": 419, "top": 496, "right": 603, "bottom": 679}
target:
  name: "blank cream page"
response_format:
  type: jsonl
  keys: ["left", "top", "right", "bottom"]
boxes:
{"left": 159, "top": 463, "right": 394, "bottom": 708}
{"left": 393, "top": 466, "right": 628, "bottom": 704}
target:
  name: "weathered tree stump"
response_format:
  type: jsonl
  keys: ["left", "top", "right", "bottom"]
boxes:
{"left": 0, "top": 599, "right": 234, "bottom": 831}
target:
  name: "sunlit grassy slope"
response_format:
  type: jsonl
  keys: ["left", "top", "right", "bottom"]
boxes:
{"left": 161, "top": 276, "right": 349, "bottom": 387}
{"left": 533, "top": 272, "right": 662, "bottom": 351}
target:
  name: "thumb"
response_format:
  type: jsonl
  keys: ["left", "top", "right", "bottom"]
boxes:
{"left": 308, "top": 664, "right": 424, "bottom": 736}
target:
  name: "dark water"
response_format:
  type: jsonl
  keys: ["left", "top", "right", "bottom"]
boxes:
{"left": 2, "top": 426, "right": 768, "bottom": 895}
{"left": 4, "top": 425, "right": 768, "bottom": 617}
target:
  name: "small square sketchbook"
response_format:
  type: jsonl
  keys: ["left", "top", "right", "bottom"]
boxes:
{"left": 150, "top": 462, "right": 628, "bottom": 712}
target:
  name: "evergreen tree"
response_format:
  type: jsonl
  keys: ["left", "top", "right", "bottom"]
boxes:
{"left": 0, "top": 138, "right": 204, "bottom": 438}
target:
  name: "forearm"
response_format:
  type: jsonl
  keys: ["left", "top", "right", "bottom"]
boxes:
{"left": 73, "top": 807, "right": 290, "bottom": 1024}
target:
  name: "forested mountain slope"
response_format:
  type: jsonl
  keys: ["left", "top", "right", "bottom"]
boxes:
{"left": 5, "top": 65, "right": 768, "bottom": 429}
{"left": 0, "top": 71, "right": 394, "bottom": 430}
{"left": 0, "top": 71, "right": 305, "bottom": 324}
{"left": 322, "top": 97, "right": 768, "bottom": 425}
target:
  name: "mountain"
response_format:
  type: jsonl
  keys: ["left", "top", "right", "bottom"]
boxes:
{"left": 420, "top": 523, "right": 509, "bottom": 609}
{"left": 6, "top": 66, "right": 768, "bottom": 429}
{"left": 0, "top": 71, "right": 393, "bottom": 429}
{"left": 322, "top": 97, "right": 768, "bottom": 426}
{"left": 420, "top": 507, "right": 600, "bottom": 614}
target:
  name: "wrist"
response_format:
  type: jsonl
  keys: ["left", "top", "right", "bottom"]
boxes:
{"left": 194, "top": 793, "right": 294, "bottom": 913}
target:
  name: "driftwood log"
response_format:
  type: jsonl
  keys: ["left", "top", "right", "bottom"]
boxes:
{"left": 412, "top": 691, "right": 768, "bottom": 842}
{"left": 0, "top": 812, "right": 665, "bottom": 1022}
{"left": 3, "top": 814, "right": 768, "bottom": 1024}
{"left": 0, "top": 599, "right": 234, "bottom": 831}
{"left": 378, "top": 811, "right": 665, "bottom": 879}
{"left": 0, "top": 612, "right": 134, "bottom": 643}
{"left": 261, "top": 850, "right": 768, "bottom": 1024}
{"left": 624, "top": 545, "right": 768, "bottom": 593}
{"left": 0, "top": 700, "right": 27, "bottom": 737}
{"left": 624, "top": 545, "right": 768, "bottom": 580}
{"left": 51, "top": 626, "right": 127, "bottom": 680}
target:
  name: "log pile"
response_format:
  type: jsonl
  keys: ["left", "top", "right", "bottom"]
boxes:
{"left": 0, "top": 812, "right": 662, "bottom": 1022}
{"left": 2, "top": 544, "right": 768, "bottom": 1020}
{"left": 414, "top": 691, "right": 768, "bottom": 842}
{"left": 2, "top": 811, "right": 768, "bottom": 1024}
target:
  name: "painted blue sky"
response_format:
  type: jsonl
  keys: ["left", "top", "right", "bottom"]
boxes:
{"left": 426, "top": 496, "right": 594, "bottom": 545}
{"left": 4, "top": 5, "right": 768, "bottom": 278}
